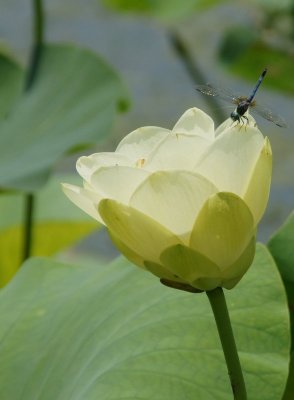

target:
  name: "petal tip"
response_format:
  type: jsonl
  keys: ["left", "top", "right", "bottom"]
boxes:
{"left": 263, "top": 137, "right": 272, "bottom": 157}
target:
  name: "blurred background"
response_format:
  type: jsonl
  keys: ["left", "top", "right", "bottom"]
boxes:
{"left": 1, "top": 0, "right": 293, "bottom": 262}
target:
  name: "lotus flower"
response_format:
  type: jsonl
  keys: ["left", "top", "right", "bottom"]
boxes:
{"left": 62, "top": 108, "right": 272, "bottom": 291}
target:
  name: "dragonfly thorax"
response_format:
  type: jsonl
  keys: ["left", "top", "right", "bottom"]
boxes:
{"left": 231, "top": 100, "right": 250, "bottom": 123}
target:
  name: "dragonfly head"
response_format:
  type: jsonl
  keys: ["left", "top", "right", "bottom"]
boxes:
{"left": 230, "top": 110, "right": 241, "bottom": 123}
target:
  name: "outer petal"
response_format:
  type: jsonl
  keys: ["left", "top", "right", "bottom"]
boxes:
{"left": 221, "top": 236, "right": 256, "bottom": 289}
{"left": 144, "top": 133, "right": 211, "bottom": 171}
{"left": 76, "top": 153, "right": 133, "bottom": 183}
{"left": 130, "top": 170, "right": 218, "bottom": 242}
{"left": 243, "top": 137, "right": 272, "bottom": 225}
{"left": 144, "top": 261, "right": 185, "bottom": 282}
{"left": 89, "top": 166, "right": 150, "bottom": 204}
{"left": 62, "top": 183, "right": 103, "bottom": 223}
{"left": 108, "top": 231, "right": 146, "bottom": 269}
{"left": 193, "top": 124, "right": 264, "bottom": 195}
{"left": 190, "top": 192, "right": 255, "bottom": 268}
{"left": 99, "top": 199, "right": 182, "bottom": 264}
{"left": 172, "top": 107, "right": 215, "bottom": 139}
{"left": 116, "top": 126, "right": 170, "bottom": 160}
{"left": 160, "top": 244, "right": 222, "bottom": 291}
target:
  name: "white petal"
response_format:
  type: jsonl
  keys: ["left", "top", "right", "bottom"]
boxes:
{"left": 215, "top": 113, "right": 257, "bottom": 136}
{"left": 62, "top": 183, "right": 103, "bottom": 223}
{"left": 89, "top": 166, "right": 150, "bottom": 204}
{"left": 215, "top": 118, "right": 233, "bottom": 136}
{"left": 116, "top": 126, "right": 170, "bottom": 160}
{"left": 172, "top": 107, "right": 215, "bottom": 139}
{"left": 144, "top": 132, "right": 211, "bottom": 171}
{"left": 76, "top": 152, "right": 133, "bottom": 183}
{"left": 130, "top": 170, "right": 218, "bottom": 242}
{"left": 193, "top": 124, "right": 264, "bottom": 195}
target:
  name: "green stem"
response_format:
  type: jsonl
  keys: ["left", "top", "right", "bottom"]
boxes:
{"left": 206, "top": 287, "right": 247, "bottom": 400}
{"left": 22, "top": 0, "right": 44, "bottom": 262}
{"left": 168, "top": 30, "right": 226, "bottom": 126}
{"left": 22, "top": 194, "right": 35, "bottom": 261}
{"left": 25, "top": 0, "right": 44, "bottom": 91}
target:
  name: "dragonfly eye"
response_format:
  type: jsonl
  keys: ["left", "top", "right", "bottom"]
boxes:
{"left": 230, "top": 110, "right": 239, "bottom": 122}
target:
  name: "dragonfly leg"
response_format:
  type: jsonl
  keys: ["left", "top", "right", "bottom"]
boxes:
{"left": 231, "top": 120, "right": 240, "bottom": 130}
{"left": 239, "top": 115, "right": 249, "bottom": 131}
{"left": 242, "top": 115, "right": 249, "bottom": 124}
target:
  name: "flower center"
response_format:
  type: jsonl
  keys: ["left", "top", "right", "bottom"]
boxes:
{"left": 136, "top": 158, "right": 146, "bottom": 168}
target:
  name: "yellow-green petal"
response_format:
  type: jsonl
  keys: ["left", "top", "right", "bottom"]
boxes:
{"left": 172, "top": 107, "right": 215, "bottom": 139}
{"left": 190, "top": 192, "right": 255, "bottom": 268}
{"left": 130, "top": 170, "right": 218, "bottom": 242}
{"left": 108, "top": 231, "right": 146, "bottom": 269}
{"left": 160, "top": 244, "right": 222, "bottom": 291}
{"left": 243, "top": 137, "right": 272, "bottom": 225}
{"left": 99, "top": 199, "right": 181, "bottom": 264}
{"left": 221, "top": 236, "right": 256, "bottom": 289}
{"left": 144, "top": 260, "right": 184, "bottom": 282}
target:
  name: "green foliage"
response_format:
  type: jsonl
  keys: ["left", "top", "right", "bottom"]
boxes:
{"left": 268, "top": 212, "right": 294, "bottom": 399}
{"left": 230, "top": 46, "right": 294, "bottom": 95}
{"left": 219, "top": 30, "right": 294, "bottom": 95}
{"left": 0, "top": 244, "right": 289, "bottom": 399}
{"left": 218, "top": 27, "right": 258, "bottom": 63}
{"left": 250, "top": 0, "right": 293, "bottom": 12}
{"left": 0, "top": 175, "right": 98, "bottom": 287}
{"left": 102, "top": 0, "right": 222, "bottom": 21}
{"left": 0, "top": 45, "right": 128, "bottom": 192}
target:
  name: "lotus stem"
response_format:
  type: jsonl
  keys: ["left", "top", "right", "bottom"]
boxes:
{"left": 206, "top": 287, "right": 247, "bottom": 400}
{"left": 22, "top": 0, "right": 44, "bottom": 262}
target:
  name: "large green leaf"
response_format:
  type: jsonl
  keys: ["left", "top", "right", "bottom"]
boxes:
{"left": 0, "top": 174, "right": 99, "bottom": 287}
{"left": 268, "top": 212, "right": 294, "bottom": 303}
{"left": 268, "top": 211, "right": 294, "bottom": 399}
{"left": 0, "top": 244, "right": 289, "bottom": 399}
{"left": 0, "top": 44, "right": 128, "bottom": 192}
{"left": 0, "top": 53, "right": 24, "bottom": 119}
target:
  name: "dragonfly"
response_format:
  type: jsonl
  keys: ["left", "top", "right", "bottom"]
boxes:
{"left": 196, "top": 68, "right": 287, "bottom": 128}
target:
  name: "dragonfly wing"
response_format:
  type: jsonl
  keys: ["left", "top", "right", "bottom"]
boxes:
{"left": 250, "top": 103, "right": 287, "bottom": 128}
{"left": 196, "top": 84, "right": 241, "bottom": 104}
